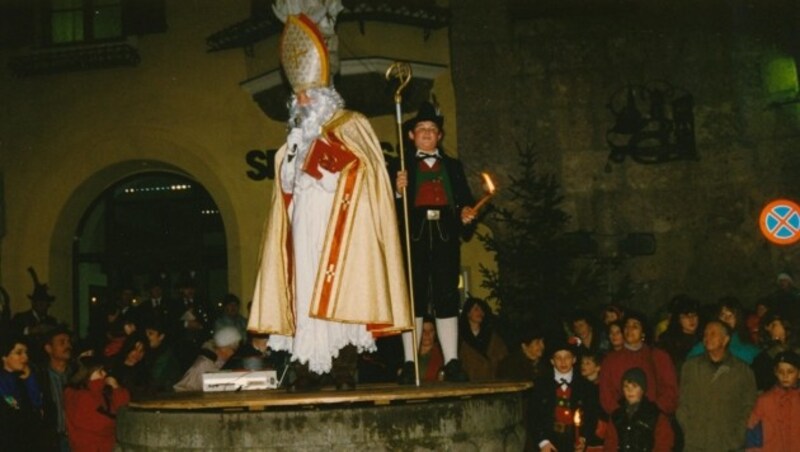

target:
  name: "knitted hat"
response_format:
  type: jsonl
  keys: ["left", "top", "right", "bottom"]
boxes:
{"left": 213, "top": 326, "right": 242, "bottom": 349}
{"left": 774, "top": 350, "right": 800, "bottom": 370}
{"left": 777, "top": 272, "right": 794, "bottom": 284}
{"left": 280, "top": 14, "right": 330, "bottom": 93}
{"left": 622, "top": 367, "right": 647, "bottom": 392}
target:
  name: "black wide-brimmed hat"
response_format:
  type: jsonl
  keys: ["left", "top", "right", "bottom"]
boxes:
{"left": 404, "top": 101, "right": 444, "bottom": 130}
{"left": 550, "top": 336, "right": 581, "bottom": 357}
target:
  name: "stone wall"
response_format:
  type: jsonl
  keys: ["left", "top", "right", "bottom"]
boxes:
{"left": 451, "top": 0, "right": 800, "bottom": 313}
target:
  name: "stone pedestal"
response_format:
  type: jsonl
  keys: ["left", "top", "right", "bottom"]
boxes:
{"left": 116, "top": 381, "right": 530, "bottom": 451}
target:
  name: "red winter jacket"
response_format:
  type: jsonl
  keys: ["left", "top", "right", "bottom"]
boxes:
{"left": 65, "top": 379, "right": 130, "bottom": 452}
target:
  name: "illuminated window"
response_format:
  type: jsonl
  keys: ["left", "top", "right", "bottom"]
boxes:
{"left": 51, "top": 0, "right": 122, "bottom": 44}
{"left": 763, "top": 54, "right": 799, "bottom": 103}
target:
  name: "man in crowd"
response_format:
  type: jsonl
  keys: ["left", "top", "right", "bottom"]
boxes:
{"left": 35, "top": 326, "right": 75, "bottom": 452}
{"left": 172, "top": 275, "right": 211, "bottom": 369}
{"left": 677, "top": 319, "right": 757, "bottom": 451}
{"left": 248, "top": 7, "right": 411, "bottom": 391}
{"left": 12, "top": 269, "right": 59, "bottom": 338}
{"left": 392, "top": 101, "right": 476, "bottom": 383}
{"left": 132, "top": 274, "right": 172, "bottom": 331}
{"left": 13, "top": 270, "right": 61, "bottom": 365}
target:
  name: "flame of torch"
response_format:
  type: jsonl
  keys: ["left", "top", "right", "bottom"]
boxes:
{"left": 573, "top": 409, "right": 582, "bottom": 447}
{"left": 472, "top": 172, "right": 496, "bottom": 213}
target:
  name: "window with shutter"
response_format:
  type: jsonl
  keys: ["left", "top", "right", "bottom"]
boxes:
{"left": 50, "top": 0, "right": 122, "bottom": 44}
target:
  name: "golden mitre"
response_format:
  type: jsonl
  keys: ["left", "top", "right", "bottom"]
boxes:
{"left": 280, "top": 14, "right": 330, "bottom": 93}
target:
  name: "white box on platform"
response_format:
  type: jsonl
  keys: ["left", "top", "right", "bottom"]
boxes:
{"left": 202, "top": 370, "right": 278, "bottom": 392}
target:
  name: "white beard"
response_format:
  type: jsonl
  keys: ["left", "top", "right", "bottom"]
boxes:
{"left": 280, "top": 87, "right": 345, "bottom": 194}
{"left": 289, "top": 87, "right": 345, "bottom": 160}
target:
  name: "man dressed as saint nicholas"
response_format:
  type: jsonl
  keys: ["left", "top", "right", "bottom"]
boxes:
{"left": 248, "top": 1, "right": 411, "bottom": 391}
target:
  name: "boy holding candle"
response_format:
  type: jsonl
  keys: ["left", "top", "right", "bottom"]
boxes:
{"left": 530, "top": 338, "right": 600, "bottom": 452}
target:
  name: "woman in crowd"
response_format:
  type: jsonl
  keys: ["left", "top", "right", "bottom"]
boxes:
{"left": 658, "top": 295, "right": 702, "bottom": 374}
{"left": 417, "top": 316, "right": 445, "bottom": 382}
{"left": 143, "top": 319, "right": 182, "bottom": 393}
{"left": 688, "top": 297, "right": 761, "bottom": 365}
{"left": 601, "top": 304, "right": 625, "bottom": 326}
{"left": 107, "top": 333, "right": 149, "bottom": 399}
{"left": 746, "top": 298, "right": 772, "bottom": 345}
{"left": 571, "top": 310, "right": 609, "bottom": 355}
{"left": 606, "top": 320, "right": 625, "bottom": 352}
{"left": 458, "top": 297, "right": 508, "bottom": 381}
{"left": 0, "top": 334, "right": 46, "bottom": 451}
{"left": 598, "top": 311, "right": 679, "bottom": 418}
{"left": 65, "top": 355, "right": 130, "bottom": 452}
{"left": 751, "top": 312, "right": 799, "bottom": 391}
{"left": 498, "top": 327, "right": 547, "bottom": 381}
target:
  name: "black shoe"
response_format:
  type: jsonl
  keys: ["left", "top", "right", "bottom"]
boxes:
{"left": 287, "top": 375, "right": 320, "bottom": 393}
{"left": 397, "top": 361, "right": 416, "bottom": 385}
{"left": 334, "top": 375, "right": 357, "bottom": 391}
{"left": 443, "top": 359, "right": 469, "bottom": 382}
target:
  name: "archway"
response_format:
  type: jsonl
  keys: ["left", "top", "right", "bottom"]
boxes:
{"left": 73, "top": 171, "right": 227, "bottom": 337}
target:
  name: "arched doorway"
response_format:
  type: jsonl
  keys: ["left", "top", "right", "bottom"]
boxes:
{"left": 73, "top": 172, "right": 227, "bottom": 337}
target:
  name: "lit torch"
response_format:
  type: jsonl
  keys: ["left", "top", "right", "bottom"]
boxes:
{"left": 573, "top": 409, "right": 582, "bottom": 448}
{"left": 472, "top": 172, "right": 497, "bottom": 213}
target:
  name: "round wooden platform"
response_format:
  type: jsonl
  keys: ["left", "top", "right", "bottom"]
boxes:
{"left": 118, "top": 381, "right": 532, "bottom": 451}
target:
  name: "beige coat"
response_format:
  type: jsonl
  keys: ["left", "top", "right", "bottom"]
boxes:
{"left": 248, "top": 110, "right": 412, "bottom": 336}
{"left": 460, "top": 331, "right": 509, "bottom": 381}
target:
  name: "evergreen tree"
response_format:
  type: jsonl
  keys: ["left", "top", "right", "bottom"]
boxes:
{"left": 478, "top": 141, "right": 596, "bottom": 341}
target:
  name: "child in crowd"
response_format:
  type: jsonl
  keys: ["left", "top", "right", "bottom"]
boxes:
{"left": 605, "top": 367, "right": 673, "bottom": 451}
{"left": 580, "top": 350, "right": 606, "bottom": 450}
{"left": 530, "top": 338, "right": 600, "bottom": 452}
{"left": 580, "top": 351, "right": 602, "bottom": 383}
{"left": 746, "top": 350, "right": 800, "bottom": 451}
{"left": 64, "top": 355, "right": 131, "bottom": 452}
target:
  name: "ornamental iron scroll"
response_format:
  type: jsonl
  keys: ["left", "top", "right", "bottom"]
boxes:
{"left": 605, "top": 81, "right": 697, "bottom": 165}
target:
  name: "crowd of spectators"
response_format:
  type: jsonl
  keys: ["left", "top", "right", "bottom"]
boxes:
{"left": 0, "top": 273, "right": 278, "bottom": 451}
{"left": 492, "top": 272, "right": 800, "bottom": 451}
{"left": 395, "top": 273, "right": 800, "bottom": 451}
{"left": 3, "top": 270, "right": 800, "bottom": 450}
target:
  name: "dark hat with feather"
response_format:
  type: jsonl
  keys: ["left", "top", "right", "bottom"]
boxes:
{"left": 27, "top": 267, "right": 55, "bottom": 303}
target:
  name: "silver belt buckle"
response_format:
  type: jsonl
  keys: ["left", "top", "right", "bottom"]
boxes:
{"left": 426, "top": 209, "right": 440, "bottom": 220}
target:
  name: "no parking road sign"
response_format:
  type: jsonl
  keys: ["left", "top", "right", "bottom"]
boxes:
{"left": 760, "top": 199, "right": 800, "bottom": 245}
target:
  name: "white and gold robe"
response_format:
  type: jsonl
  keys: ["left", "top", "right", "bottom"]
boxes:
{"left": 248, "top": 110, "right": 412, "bottom": 373}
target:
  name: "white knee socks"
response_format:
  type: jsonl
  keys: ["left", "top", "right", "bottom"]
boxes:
{"left": 436, "top": 316, "right": 458, "bottom": 364}
{"left": 402, "top": 317, "right": 424, "bottom": 362}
